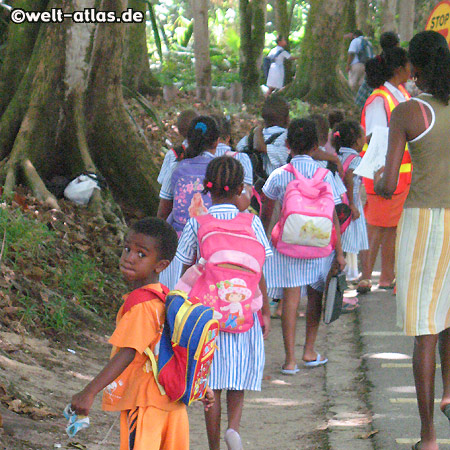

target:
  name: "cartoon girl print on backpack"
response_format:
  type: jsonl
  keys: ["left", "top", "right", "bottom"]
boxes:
{"left": 217, "top": 278, "right": 253, "bottom": 330}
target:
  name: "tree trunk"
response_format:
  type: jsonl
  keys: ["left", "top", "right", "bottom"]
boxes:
{"left": 0, "top": 0, "right": 162, "bottom": 217}
{"left": 122, "top": 0, "right": 161, "bottom": 96}
{"left": 191, "top": 0, "right": 212, "bottom": 101}
{"left": 356, "top": 0, "right": 370, "bottom": 35}
{"left": 287, "top": 0, "right": 353, "bottom": 105}
{"left": 0, "top": 0, "right": 48, "bottom": 116}
{"left": 398, "top": 0, "right": 414, "bottom": 42}
{"left": 380, "top": 0, "right": 398, "bottom": 33}
{"left": 239, "top": 0, "right": 266, "bottom": 103}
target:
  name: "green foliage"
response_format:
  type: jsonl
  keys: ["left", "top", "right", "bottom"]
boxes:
{"left": 0, "top": 206, "right": 122, "bottom": 334}
{"left": 289, "top": 98, "right": 310, "bottom": 119}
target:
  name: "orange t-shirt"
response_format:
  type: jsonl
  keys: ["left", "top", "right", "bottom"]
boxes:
{"left": 101, "top": 283, "right": 184, "bottom": 413}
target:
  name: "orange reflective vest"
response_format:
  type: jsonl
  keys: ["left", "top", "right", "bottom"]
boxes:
{"left": 360, "top": 84, "right": 412, "bottom": 195}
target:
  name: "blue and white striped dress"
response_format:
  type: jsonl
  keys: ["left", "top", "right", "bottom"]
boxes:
{"left": 157, "top": 139, "right": 188, "bottom": 186}
{"left": 236, "top": 126, "right": 289, "bottom": 175}
{"left": 262, "top": 155, "right": 345, "bottom": 295}
{"left": 338, "top": 148, "right": 369, "bottom": 254}
{"left": 176, "top": 204, "right": 272, "bottom": 391}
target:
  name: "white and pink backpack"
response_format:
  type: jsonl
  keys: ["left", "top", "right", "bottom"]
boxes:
{"left": 175, "top": 213, "right": 265, "bottom": 333}
{"left": 271, "top": 164, "right": 335, "bottom": 259}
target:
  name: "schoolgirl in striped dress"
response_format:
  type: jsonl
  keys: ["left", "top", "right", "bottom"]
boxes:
{"left": 157, "top": 116, "right": 219, "bottom": 290}
{"left": 157, "top": 109, "right": 198, "bottom": 187}
{"left": 176, "top": 156, "right": 272, "bottom": 450}
{"left": 333, "top": 121, "right": 369, "bottom": 255}
{"left": 261, "top": 118, "right": 346, "bottom": 374}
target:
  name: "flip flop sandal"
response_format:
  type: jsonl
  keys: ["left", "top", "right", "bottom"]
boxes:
{"left": 378, "top": 280, "right": 396, "bottom": 290}
{"left": 280, "top": 364, "right": 300, "bottom": 375}
{"left": 356, "top": 279, "right": 372, "bottom": 294}
{"left": 303, "top": 354, "right": 328, "bottom": 368}
{"left": 411, "top": 442, "right": 421, "bottom": 450}
{"left": 341, "top": 302, "right": 359, "bottom": 313}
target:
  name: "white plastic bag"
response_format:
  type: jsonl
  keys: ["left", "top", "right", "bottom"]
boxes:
{"left": 64, "top": 174, "right": 101, "bottom": 205}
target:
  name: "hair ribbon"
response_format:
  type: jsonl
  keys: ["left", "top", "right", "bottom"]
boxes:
{"left": 334, "top": 131, "right": 340, "bottom": 138}
{"left": 224, "top": 186, "right": 230, "bottom": 192}
{"left": 194, "top": 122, "right": 207, "bottom": 134}
{"left": 206, "top": 181, "right": 213, "bottom": 188}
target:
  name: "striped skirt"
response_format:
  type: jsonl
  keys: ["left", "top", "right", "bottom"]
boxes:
{"left": 396, "top": 208, "right": 450, "bottom": 336}
{"left": 208, "top": 314, "right": 265, "bottom": 391}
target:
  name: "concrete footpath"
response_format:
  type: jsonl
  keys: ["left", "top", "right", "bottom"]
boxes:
{"left": 358, "top": 284, "right": 450, "bottom": 449}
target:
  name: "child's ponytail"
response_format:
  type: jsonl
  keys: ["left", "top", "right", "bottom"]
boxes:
{"left": 331, "top": 120, "right": 362, "bottom": 153}
{"left": 186, "top": 116, "right": 220, "bottom": 159}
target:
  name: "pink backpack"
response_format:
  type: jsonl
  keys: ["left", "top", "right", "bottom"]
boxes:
{"left": 184, "top": 213, "right": 266, "bottom": 333}
{"left": 271, "top": 164, "right": 335, "bottom": 259}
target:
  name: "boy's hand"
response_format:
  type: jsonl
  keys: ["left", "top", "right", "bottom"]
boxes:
{"left": 70, "top": 388, "right": 95, "bottom": 417}
{"left": 202, "top": 387, "right": 215, "bottom": 411}
{"left": 262, "top": 312, "right": 271, "bottom": 339}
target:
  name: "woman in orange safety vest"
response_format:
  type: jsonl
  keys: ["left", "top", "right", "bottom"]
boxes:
{"left": 357, "top": 46, "right": 412, "bottom": 294}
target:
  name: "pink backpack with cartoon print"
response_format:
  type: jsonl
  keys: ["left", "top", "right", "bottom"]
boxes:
{"left": 183, "top": 213, "right": 266, "bottom": 333}
{"left": 271, "top": 164, "right": 335, "bottom": 259}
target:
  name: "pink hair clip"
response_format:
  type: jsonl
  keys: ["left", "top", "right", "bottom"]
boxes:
{"left": 334, "top": 131, "right": 340, "bottom": 138}
{"left": 224, "top": 186, "right": 230, "bottom": 192}
{"left": 206, "top": 181, "right": 213, "bottom": 188}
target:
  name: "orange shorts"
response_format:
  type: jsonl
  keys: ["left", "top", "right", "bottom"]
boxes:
{"left": 364, "top": 189, "right": 409, "bottom": 228}
{"left": 120, "top": 405, "right": 189, "bottom": 450}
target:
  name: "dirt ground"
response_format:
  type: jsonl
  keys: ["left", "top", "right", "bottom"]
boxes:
{"left": 0, "top": 306, "right": 332, "bottom": 450}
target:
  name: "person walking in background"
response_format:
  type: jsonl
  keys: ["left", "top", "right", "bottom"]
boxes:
{"left": 374, "top": 30, "right": 450, "bottom": 450}
{"left": 357, "top": 46, "right": 411, "bottom": 294}
{"left": 346, "top": 30, "right": 373, "bottom": 93}
{"left": 265, "top": 36, "right": 295, "bottom": 97}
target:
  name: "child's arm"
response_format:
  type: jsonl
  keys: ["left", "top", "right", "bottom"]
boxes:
{"left": 261, "top": 197, "right": 276, "bottom": 235}
{"left": 157, "top": 198, "right": 173, "bottom": 221}
{"left": 253, "top": 125, "right": 267, "bottom": 153}
{"left": 343, "top": 169, "right": 360, "bottom": 220}
{"left": 71, "top": 347, "right": 136, "bottom": 416}
{"left": 332, "top": 209, "right": 346, "bottom": 272}
{"left": 311, "top": 148, "right": 344, "bottom": 179}
{"left": 259, "top": 274, "right": 271, "bottom": 339}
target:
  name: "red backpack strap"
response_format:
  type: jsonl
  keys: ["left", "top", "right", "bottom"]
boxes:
{"left": 122, "top": 285, "right": 169, "bottom": 314}
{"left": 342, "top": 154, "right": 357, "bottom": 174}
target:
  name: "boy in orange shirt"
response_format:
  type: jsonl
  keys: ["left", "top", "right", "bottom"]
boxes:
{"left": 70, "top": 217, "right": 213, "bottom": 449}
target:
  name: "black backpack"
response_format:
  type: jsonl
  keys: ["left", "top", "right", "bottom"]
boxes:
{"left": 241, "top": 129, "right": 284, "bottom": 213}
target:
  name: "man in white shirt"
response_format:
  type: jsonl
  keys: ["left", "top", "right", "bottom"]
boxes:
{"left": 346, "top": 30, "right": 366, "bottom": 92}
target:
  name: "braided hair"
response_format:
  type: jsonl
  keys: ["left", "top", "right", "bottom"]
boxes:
{"left": 331, "top": 120, "right": 363, "bottom": 153}
{"left": 186, "top": 115, "right": 220, "bottom": 159}
{"left": 409, "top": 31, "right": 450, "bottom": 105}
{"left": 287, "top": 118, "right": 318, "bottom": 155}
{"left": 202, "top": 156, "right": 244, "bottom": 199}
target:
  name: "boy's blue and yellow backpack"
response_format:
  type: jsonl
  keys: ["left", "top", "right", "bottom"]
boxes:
{"left": 141, "top": 289, "right": 219, "bottom": 406}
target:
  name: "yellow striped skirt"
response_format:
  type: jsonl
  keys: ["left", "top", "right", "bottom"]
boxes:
{"left": 396, "top": 208, "right": 450, "bottom": 336}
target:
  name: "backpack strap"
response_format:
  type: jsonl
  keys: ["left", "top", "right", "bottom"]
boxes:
{"left": 283, "top": 163, "right": 305, "bottom": 181}
{"left": 122, "top": 285, "right": 169, "bottom": 315}
{"left": 312, "top": 167, "right": 330, "bottom": 182}
{"left": 342, "top": 154, "right": 357, "bottom": 174}
{"left": 271, "top": 48, "right": 284, "bottom": 60}
{"left": 264, "top": 131, "right": 283, "bottom": 145}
